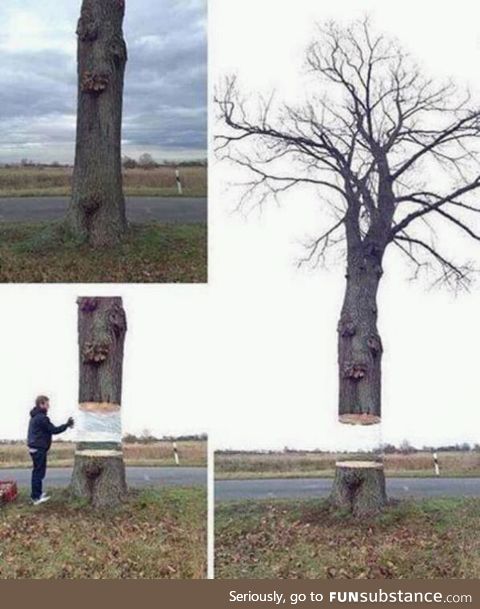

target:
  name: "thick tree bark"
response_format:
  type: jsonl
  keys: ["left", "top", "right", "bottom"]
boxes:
{"left": 330, "top": 460, "right": 387, "bottom": 517}
{"left": 70, "top": 297, "right": 127, "bottom": 508}
{"left": 66, "top": 0, "right": 128, "bottom": 247}
{"left": 337, "top": 250, "right": 383, "bottom": 424}
{"left": 331, "top": 238, "right": 387, "bottom": 515}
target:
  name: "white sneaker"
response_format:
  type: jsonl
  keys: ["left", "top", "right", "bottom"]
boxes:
{"left": 41, "top": 492, "right": 50, "bottom": 500}
{"left": 32, "top": 496, "right": 50, "bottom": 506}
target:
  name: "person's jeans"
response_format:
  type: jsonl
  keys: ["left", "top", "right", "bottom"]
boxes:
{"left": 30, "top": 449, "right": 48, "bottom": 500}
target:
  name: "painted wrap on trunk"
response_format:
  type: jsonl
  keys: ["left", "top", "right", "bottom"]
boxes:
{"left": 76, "top": 410, "right": 122, "bottom": 443}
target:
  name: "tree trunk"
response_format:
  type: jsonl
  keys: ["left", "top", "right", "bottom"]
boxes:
{"left": 331, "top": 244, "right": 387, "bottom": 515}
{"left": 337, "top": 257, "right": 383, "bottom": 423}
{"left": 66, "top": 0, "right": 128, "bottom": 247}
{"left": 70, "top": 297, "right": 127, "bottom": 508}
{"left": 330, "top": 460, "right": 387, "bottom": 517}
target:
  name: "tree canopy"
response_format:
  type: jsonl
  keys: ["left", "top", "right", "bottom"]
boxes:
{"left": 216, "top": 18, "right": 480, "bottom": 288}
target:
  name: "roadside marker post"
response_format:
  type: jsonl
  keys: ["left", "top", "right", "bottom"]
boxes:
{"left": 173, "top": 442, "right": 180, "bottom": 466}
{"left": 175, "top": 169, "right": 183, "bottom": 195}
{"left": 433, "top": 451, "right": 440, "bottom": 476}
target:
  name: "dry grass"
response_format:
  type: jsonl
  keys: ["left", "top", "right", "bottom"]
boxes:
{"left": 215, "top": 498, "right": 480, "bottom": 579}
{"left": 0, "top": 441, "right": 207, "bottom": 468}
{"left": 0, "top": 166, "right": 207, "bottom": 197}
{"left": 215, "top": 450, "right": 480, "bottom": 478}
{"left": 0, "top": 487, "right": 206, "bottom": 579}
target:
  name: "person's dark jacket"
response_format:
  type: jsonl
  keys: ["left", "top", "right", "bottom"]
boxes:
{"left": 27, "top": 406, "right": 70, "bottom": 451}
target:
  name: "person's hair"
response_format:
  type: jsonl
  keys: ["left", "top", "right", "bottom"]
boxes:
{"left": 35, "top": 395, "right": 49, "bottom": 408}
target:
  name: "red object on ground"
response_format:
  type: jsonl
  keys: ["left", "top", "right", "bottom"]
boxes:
{"left": 0, "top": 481, "right": 18, "bottom": 504}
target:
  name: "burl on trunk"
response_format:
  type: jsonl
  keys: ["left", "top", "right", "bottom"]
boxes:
{"left": 70, "top": 297, "right": 127, "bottom": 508}
{"left": 66, "top": 0, "right": 128, "bottom": 247}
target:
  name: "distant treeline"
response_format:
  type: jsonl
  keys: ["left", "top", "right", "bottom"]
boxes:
{"left": 122, "top": 433, "right": 207, "bottom": 444}
{"left": 0, "top": 433, "right": 207, "bottom": 445}
{"left": 0, "top": 155, "right": 207, "bottom": 170}
{"left": 121, "top": 154, "right": 207, "bottom": 169}
{"left": 218, "top": 442, "right": 480, "bottom": 455}
{"left": 381, "top": 441, "right": 480, "bottom": 454}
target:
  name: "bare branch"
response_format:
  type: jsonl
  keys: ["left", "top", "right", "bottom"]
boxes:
{"left": 216, "top": 18, "right": 480, "bottom": 281}
{"left": 394, "top": 234, "right": 472, "bottom": 289}
{"left": 297, "top": 217, "right": 346, "bottom": 268}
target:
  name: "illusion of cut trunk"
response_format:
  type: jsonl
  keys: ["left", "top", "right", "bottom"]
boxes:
{"left": 70, "top": 297, "right": 127, "bottom": 508}
{"left": 66, "top": 0, "right": 128, "bottom": 247}
{"left": 332, "top": 250, "right": 387, "bottom": 515}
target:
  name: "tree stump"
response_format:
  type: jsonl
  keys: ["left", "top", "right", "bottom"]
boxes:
{"left": 66, "top": 0, "right": 128, "bottom": 247}
{"left": 330, "top": 460, "right": 387, "bottom": 517}
{"left": 70, "top": 297, "right": 127, "bottom": 508}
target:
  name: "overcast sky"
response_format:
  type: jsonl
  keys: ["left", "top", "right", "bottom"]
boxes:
{"left": 0, "top": 0, "right": 207, "bottom": 164}
{"left": 210, "top": 0, "right": 480, "bottom": 451}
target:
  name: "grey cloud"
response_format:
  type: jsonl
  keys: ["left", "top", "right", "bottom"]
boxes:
{"left": 0, "top": 0, "right": 207, "bottom": 162}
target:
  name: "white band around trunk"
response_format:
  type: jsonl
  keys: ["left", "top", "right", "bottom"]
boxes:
{"left": 336, "top": 460, "right": 384, "bottom": 469}
{"left": 75, "top": 449, "right": 123, "bottom": 457}
{"left": 76, "top": 410, "right": 122, "bottom": 443}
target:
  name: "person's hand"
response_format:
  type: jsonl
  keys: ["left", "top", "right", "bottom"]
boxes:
{"left": 67, "top": 417, "right": 75, "bottom": 428}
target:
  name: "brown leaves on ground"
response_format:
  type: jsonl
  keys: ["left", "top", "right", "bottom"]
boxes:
{"left": 215, "top": 498, "right": 480, "bottom": 579}
{"left": 0, "top": 488, "right": 206, "bottom": 579}
{"left": 0, "top": 223, "right": 206, "bottom": 283}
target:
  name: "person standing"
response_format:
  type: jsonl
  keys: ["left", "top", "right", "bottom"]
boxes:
{"left": 27, "top": 395, "right": 74, "bottom": 505}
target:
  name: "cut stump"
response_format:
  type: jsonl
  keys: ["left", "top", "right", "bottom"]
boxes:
{"left": 330, "top": 460, "right": 387, "bottom": 517}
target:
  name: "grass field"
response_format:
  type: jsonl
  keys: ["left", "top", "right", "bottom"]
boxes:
{"left": 0, "top": 222, "right": 207, "bottom": 283}
{"left": 0, "top": 441, "right": 207, "bottom": 468}
{"left": 0, "top": 487, "right": 206, "bottom": 579}
{"left": 215, "top": 450, "right": 480, "bottom": 478}
{"left": 215, "top": 498, "right": 480, "bottom": 579}
{"left": 0, "top": 166, "right": 207, "bottom": 198}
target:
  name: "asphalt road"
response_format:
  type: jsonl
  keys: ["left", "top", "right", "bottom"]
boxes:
{"left": 0, "top": 196, "right": 207, "bottom": 224}
{"left": 2, "top": 467, "right": 207, "bottom": 488}
{"left": 215, "top": 477, "right": 480, "bottom": 501}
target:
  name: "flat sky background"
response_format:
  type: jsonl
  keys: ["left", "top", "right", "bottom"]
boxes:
{"left": 0, "top": 0, "right": 207, "bottom": 163}
{"left": 209, "top": 0, "right": 480, "bottom": 451}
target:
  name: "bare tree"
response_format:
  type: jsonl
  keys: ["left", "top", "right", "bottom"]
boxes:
{"left": 216, "top": 18, "right": 480, "bottom": 515}
{"left": 66, "top": 0, "right": 128, "bottom": 247}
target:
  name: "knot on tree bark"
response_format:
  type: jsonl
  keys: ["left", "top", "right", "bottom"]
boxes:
{"left": 85, "top": 462, "right": 102, "bottom": 479}
{"left": 83, "top": 342, "right": 110, "bottom": 364}
{"left": 338, "top": 317, "right": 356, "bottom": 337}
{"left": 78, "top": 297, "right": 99, "bottom": 313}
{"left": 115, "top": 0, "right": 126, "bottom": 19}
{"left": 80, "top": 194, "right": 102, "bottom": 213}
{"left": 343, "top": 362, "right": 367, "bottom": 380}
{"left": 110, "top": 36, "right": 127, "bottom": 65}
{"left": 357, "top": 242, "right": 385, "bottom": 278}
{"left": 77, "top": 16, "right": 99, "bottom": 42}
{"left": 339, "top": 467, "right": 363, "bottom": 487}
{"left": 81, "top": 71, "right": 109, "bottom": 94}
{"left": 108, "top": 304, "right": 127, "bottom": 337}
{"left": 367, "top": 334, "right": 383, "bottom": 355}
